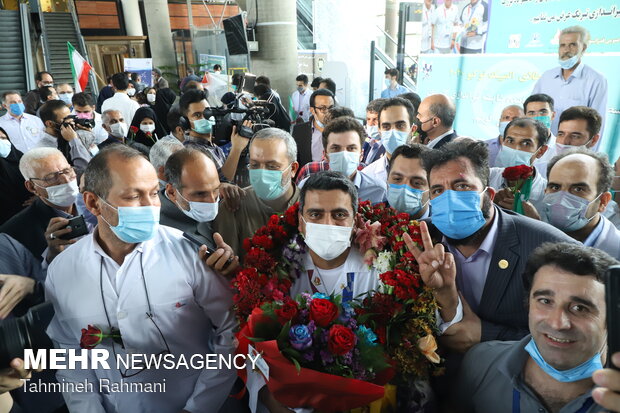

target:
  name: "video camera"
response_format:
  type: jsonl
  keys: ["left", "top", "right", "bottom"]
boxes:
{"left": 65, "top": 114, "right": 96, "bottom": 130}
{"left": 0, "top": 302, "right": 55, "bottom": 367}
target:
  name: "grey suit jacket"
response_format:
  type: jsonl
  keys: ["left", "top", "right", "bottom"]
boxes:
{"left": 592, "top": 215, "right": 620, "bottom": 260}
{"left": 158, "top": 190, "right": 216, "bottom": 251}
{"left": 428, "top": 206, "right": 577, "bottom": 342}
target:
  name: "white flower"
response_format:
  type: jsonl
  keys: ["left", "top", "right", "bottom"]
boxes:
{"left": 373, "top": 251, "right": 394, "bottom": 273}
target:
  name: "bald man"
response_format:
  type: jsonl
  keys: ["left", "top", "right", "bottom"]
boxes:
{"left": 416, "top": 94, "right": 457, "bottom": 149}
{"left": 486, "top": 105, "right": 525, "bottom": 167}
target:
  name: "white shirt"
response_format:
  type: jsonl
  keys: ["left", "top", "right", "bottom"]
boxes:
{"left": 362, "top": 156, "right": 389, "bottom": 184}
{"left": 433, "top": 4, "right": 459, "bottom": 49}
{"left": 421, "top": 5, "right": 436, "bottom": 51}
{"left": 0, "top": 112, "right": 45, "bottom": 153}
{"left": 291, "top": 89, "right": 311, "bottom": 122}
{"left": 101, "top": 93, "right": 140, "bottom": 127}
{"left": 45, "top": 225, "right": 237, "bottom": 413}
{"left": 311, "top": 122, "right": 324, "bottom": 162}
{"left": 426, "top": 129, "right": 455, "bottom": 149}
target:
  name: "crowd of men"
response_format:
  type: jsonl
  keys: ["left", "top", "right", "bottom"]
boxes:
{"left": 0, "top": 24, "right": 618, "bottom": 413}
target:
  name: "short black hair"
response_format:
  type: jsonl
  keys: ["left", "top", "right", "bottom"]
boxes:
{"left": 310, "top": 89, "right": 335, "bottom": 108}
{"left": 366, "top": 98, "right": 386, "bottom": 114}
{"left": 503, "top": 117, "right": 550, "bottom": 148}
{"left": 388, "top": 143, "right": 430, "bottom": 171}
{"left": 130, "top": 72, "right": 140, "bottom": 81}
{"left": 1, "top": 91, "right": 20, "bottom": 103}
{"left": 326, "top": 106, "right": 355, "bottom": 122}
{"left": 299, "top": 170, "right": 359, "bottom": 215}
{"left": 213, "top": 64, "right": 222, "bottom": 71}
{"left": 322, "top": 116, "right": 365, "bottom": 149}
{"left": 253, "top": 83, "right": 270, "bottom": 98}
{"left": 231, "top": 73, "right": 243, "bottom": 87}
{"left": 384, "top": 68, "right": 399, "bottom": 77}
{"left": 559, "top": 106, "right": 602, "bottom": 138}
{"left": 398, "top": 92, "right": 421, "bottom": 114}
{"left": 296, "top": 74, "right": 309, "bottom": 84}
{"left": 256, "top": 75, "right": 271, "bottom": 86}
{"left": 523, "top": 242, "right": 617, "bottom": 296}
{"left": 423, "top": 139, "right": 490, "bottom": 186}
{"left": 310, "top": 77, "right": 323, "bottom": 89}
{"left": 35, "top": 71, "right": 53, "bottom": 82}
{"left": 39, "top": 100, "right": 68, "bottom": 124}
{"left": 179, "top": 89, "right": 207, "bottom": 116}
{"left": 547, "top": 148, "right": 614, "bottom": 194}
{"left": 319, "top": 78, "right": 336, "bottom": 94}
{"left": 166, "top": 105, "right": 185, "bottom": 132}
{"left": 112, "top": 73, "right": 129, "bottom": 91}
{"left": 378, "top": 97, "right": 415, "bottom": 126}
{"left": 182, "top": 81, "right": 209, "bottom": 98}
{"left": 39, "top": 86, "right": 56, "bottom": 101}
{"left": 524, "top": 93, "right": 555, "bottom": 112}
{"left": 72, "top": 92, "right": 95, "bottom": 108}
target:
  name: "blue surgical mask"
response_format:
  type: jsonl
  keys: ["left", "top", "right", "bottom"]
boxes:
{"left": 59, "top": 93, "right": 73, "bottom": 105}
{"left": 315, "top": 118, "right": 325, "bottom": 129}
{"left": 430, "top": 189, "right": 487, "bottom": 239}
{"left": 541, "top": 191, "right": 599, "bottom": 232}
{"left": 366, "top": 125, "right": 380, "bottom": 140}
{"left": 0, "top": 139, "right": 11, "bottom": 158}
{"left": 384, "top": 78, "right": 392, "bottom": 88}
{"left": 524, "top": 338, "right": 602, "bottom": 382}
{"left": 329, "top": 151, "right": 359, "bottom": 177}
{"left": 250, "top": 165, "right": 291, "bottom": 201}
{"left": 532, "top": 115, "right": 552, "bottom": 129}
{"left": 192, "top": 118, "right": 212, "bottom": 135}
{"left": 387, "top": 184, "right": 427, "bottom": 216}
{"left": 558, "top": 54, "right": 580, "bottom": 70}
{"left": 498, "top": 121, "right": 510, "bottom": 137}
{"left": 9, "top": 103, "right": 25, "bottom": 117}
{"left": 100, "top": 198, "right": 160, "bottom": 243}
{"left": 495, "top": 145, "right": 534, "bottom": 168}
{"left": 382, "top": 129, "right": 409, "bottom": 154}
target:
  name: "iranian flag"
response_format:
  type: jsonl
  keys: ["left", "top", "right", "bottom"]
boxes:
{"left": 68, "top": 42, "right": 92, "bottom": 92}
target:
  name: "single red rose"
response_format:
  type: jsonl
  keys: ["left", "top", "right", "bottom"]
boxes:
{"left": 502, "top": 165, "right": 533, "bottom": 181}
{"left": 309, "top": 298, "right": 338, "bottom": 327}
{"left": 275, "top": 298, "right": 299, "bottom": 323}
{"left": 253, "top": 235, "right": 274, "bottom": 250}
{"left": 328, "top": 324, "right": 357, "bottom": 355}
{"left": 80, "top": 325, "right": 103, "bottom": 349}
{"left": 268, "top": 215, "right": 280, "bottom": 226}
{"left": 129, "top": 125, "right": 139, "bottom": 134}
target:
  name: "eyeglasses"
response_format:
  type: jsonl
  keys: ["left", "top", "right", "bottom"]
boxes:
{"left": 313, "top": 105, "right": 335, "bottom": 113}
{"left": 30, "top": 167, "right": 76, "bottom": 186}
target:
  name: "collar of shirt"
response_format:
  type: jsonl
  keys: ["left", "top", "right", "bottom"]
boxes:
{"left": 583, "top": 214, "right": 605, "bottom": 247}
{"left": 444, "top": 206, "right": 499, "bottom": 262}
{"left": 554, "top": 61, "right": 585, "bottom": 80}
{"left": 427, "top": 129, "right": 455, "bottom": 149}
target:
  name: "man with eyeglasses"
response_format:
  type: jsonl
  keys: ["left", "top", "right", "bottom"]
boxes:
{"left": 45, "top": 144, "right": 238, "bottom": 413}
{"left": 363, "top": 97, "right": 417, "bottom": 183}
{"left": 0, "top": 147, "right": 81, "bottom": 261}
{"left": 215, "top": 127, "right": 300, "bottom": 258}
{"left": 36, "top": 100, "right": 92, "bottom": 176}
{"left": 291, "top": 88, "right": 335, "bottom": 168}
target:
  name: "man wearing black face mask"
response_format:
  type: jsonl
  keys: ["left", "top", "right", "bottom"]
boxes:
{"left": 36, "top": 100, "right": 92, "bottom": 175}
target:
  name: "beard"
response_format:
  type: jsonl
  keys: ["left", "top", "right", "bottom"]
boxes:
{"left": 444, "top": 193, "right": 493, "bottom": 246}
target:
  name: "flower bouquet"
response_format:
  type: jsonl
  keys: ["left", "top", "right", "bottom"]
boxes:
{"left": 502, "top": 164, "right": 534, "bottom": 215}
{"left": 354, "top": 201, "right": 442, "bottom": 383}
{"left": 238, "top": 293, "right": 393, "bottom": 411}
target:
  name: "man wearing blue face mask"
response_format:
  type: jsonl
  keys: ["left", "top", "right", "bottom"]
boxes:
{"left": 522, "top": 93, "right": 558, "bottom": 178}
{"left": 0, "top": 91, "right": 45, "bottom": 153}
{"left": 532, "top": 26, "right": 608, "bottom": 146}
{"left": 455, "top": 242, "right": 618, "bottom": 413}
{"left": 296, "top": 116, "right": 386, "bottom": 204}
{"left": 215, "top": 127, "right": 300, "bottom": 258}
{"left": 363, "top": 97, "right": 417, "bottom": 182}
{"left": 484, "top": 104, "right": 524, "bottom": 167}
{"left": 381, "top": 68, "right": 409, "bottom": 99}
{"left": 386, "top": 143, "right": 431, "bottom": 219}
{"left": 491, "top": 118, "right": 550, "bottom": 214}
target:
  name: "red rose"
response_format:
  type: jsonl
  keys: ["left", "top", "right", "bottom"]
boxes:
{"left": 80, "top": 325, "right": 103, "bottom": 349}
{"left": 309, "top": 298, "right": 338, "bottom": 327}
{"left": 284, "top": 203, "right": 299, "bottom": 227}
{"left": 502, "top": 165, "right": 533, "bottom": 181}
{"left": 275, "top": 298, "right": 299, "bottom": 323}
{"left": 328, "top": 325, "right": 356, "bottom": 355}
{"left": 129, "top": 125, "right": 139, "bottom": 134}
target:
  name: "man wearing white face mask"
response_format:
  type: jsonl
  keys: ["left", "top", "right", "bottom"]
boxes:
{"left": 526, "top": 149, "right": 620, "bottom": 260}
{"left": 363, "top": 97, "right": 417, "bottom": 182}
{"left": 532, "top": 25, "right": 607, "bottom": 144}
{"left": 361, "top": 98, "right": 386, "bottom": 165}
{"left": 484, "top": 105, "right": 524, "bottom": 167}
{"left": 0, "top": 148, "right": 81, "bottom": 260}
{"left": 491, "top": 118, "right": 550, "bottom": 213}
{"left": 296, "top": 116, "right": 386, "bottom": 204}
{"left": 56, "top": 83, "right": 74, "bottom": 109}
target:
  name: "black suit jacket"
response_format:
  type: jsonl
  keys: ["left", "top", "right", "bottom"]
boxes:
{"left": 431, "top": 130, "right": 458, "bottom": 149}
{"left": 427, "top": 206, "right": 577, "bottom": 342}
{"left": 362, "top": 140, "right": 386, "bottom": 165}
{"left": 292, "top": 120, "right": 314, "bottom": 169}
{"left": 0, "top": 198, "right": 63, "bottom": 259}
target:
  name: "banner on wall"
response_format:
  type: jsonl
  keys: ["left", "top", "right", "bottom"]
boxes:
{"left": 416, "top": 53, "right": 620, "bottom": 162}
{"left": 123, "top": 58, "right": 153, "bottom": 87}
{"left": 199, "top": 54, "right": 227, "bottom": 73}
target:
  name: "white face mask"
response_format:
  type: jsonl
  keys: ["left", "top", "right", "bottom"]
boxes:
{"left": 0, "top": 139, "right": 11, "bottom": 158}
{"left": 140, "top": 124, "right": 156, "bottom": 133}
{"left": 175, "top": 190, "right": 219, "bottom": 223}
{"left": 109, "top": 122, "right": 128, "bottom": 138}
{"left": 127, "top": 88, "right": 136, "bottom": 97}
{"left": 302, "top": 217, "right": 353, "bottom": 261}
{"left": 36, "top": 179, "right": 79, "bottom": 207}
{"left": 147, "top": 94, "right": 156, "bottom": 103}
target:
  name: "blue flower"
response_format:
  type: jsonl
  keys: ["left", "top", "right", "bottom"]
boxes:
{"left": 312, "top": 292, "right": 329, "bottom": 300}
{"left": 358, "top": 326, "right": 378, "bottom": 346}
{"left": 289, "top": 324, "right": 313, "bottom": 350}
